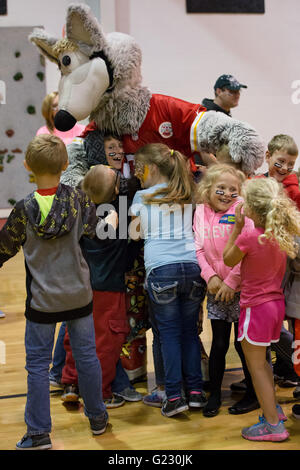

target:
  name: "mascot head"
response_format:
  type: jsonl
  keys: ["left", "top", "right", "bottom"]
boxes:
{"left": 29, "top": 3, "right": 144, "bottom": 132}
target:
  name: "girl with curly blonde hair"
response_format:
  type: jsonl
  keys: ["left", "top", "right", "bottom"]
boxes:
{"left": 223, "top": 177, "right": 300, "bottom": 442}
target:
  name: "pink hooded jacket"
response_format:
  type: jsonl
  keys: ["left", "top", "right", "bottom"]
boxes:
{"left": 193, "top": 200, "right": 254, "bottom": 291}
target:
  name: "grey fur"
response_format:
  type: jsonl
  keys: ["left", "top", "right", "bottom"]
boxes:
{"left": 197, "top": 111, "right": 265, "bottom": 173}
{"left": 61, "top": 139, "right": 89, "bottom": 188}
{"left": 29, "top": 28, "right": 59, "bottom": 64}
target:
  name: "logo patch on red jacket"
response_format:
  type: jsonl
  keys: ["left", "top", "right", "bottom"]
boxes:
{"left": 158, "top": 121, "right": 173, "bottom": 138}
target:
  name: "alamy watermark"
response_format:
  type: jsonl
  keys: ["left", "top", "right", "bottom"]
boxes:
{"left": 95, "top": 196, "right": 197, "bottom": 241}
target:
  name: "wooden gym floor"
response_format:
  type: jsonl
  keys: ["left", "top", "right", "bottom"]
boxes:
{"left": 0, "top": 251, "right": 300, "bottom": 451}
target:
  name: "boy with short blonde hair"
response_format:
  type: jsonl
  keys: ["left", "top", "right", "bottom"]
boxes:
{"left": 265, "top": 134, "right": 300, "bottom": 210}
{"left": 0, "top": 134, "right": 108, "bottom": 450}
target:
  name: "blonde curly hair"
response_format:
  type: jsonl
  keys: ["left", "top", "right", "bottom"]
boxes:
{"left": 242, "top": 177, "right": 300, "bottom": 258}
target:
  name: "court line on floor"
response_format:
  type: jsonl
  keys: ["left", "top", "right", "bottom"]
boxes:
{"left": 0, "top": 390, "right": 63, "bottom": 400}
{"left": 0, "top": 367, "right": 243, "bottom": 400}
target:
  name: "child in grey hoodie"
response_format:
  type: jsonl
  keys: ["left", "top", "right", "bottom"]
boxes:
{"left": 0, "top": 134, "right": 107, "bottom": 450}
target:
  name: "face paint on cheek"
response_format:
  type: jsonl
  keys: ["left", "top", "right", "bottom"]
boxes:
{"left": 215, "top": 190, "right": 225, "bottom": 196}
{"left": 231, "top": 193, "right": 239, "bottom": 198}
{"left": 274, "top": 162, "right": 282, "bottom": 169}
{"left": 142, "top": 164, "right": 149, "bottom": 182}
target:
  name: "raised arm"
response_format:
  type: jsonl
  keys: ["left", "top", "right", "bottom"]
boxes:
{"left": 223, "top": 202, "right": 246, "bottom": 267}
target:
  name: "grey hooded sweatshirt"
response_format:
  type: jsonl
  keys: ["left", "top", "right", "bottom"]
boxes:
{"left": 0, "top": 184, "right": 97, "bottom": 323}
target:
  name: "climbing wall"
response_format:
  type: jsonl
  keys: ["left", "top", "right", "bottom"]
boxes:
{"left": 0, "top": 27, "right": 46, "bottom": 208}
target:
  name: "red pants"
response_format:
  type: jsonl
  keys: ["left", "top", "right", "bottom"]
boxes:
{"left": 62, "top": 291, "right": 129, "bottom": 398}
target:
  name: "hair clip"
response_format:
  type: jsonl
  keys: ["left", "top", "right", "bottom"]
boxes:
{"left": 170, "top": 149, "right": 174, "bottom": 156}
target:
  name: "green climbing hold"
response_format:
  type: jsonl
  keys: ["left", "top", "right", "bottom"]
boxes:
{"left": 36, "top": 72, "right": 44, "bottom": 81}
{"left": 8, "top": 199, "right": 16, "bottom": 206}
{"left": 13, "top": 72, "right": 23, "bottom": 81}
{"left": 27, "top": 105, "right": 36, "bottom": 115}
{"left": 15, "top": 51, "right": 21, "bottom": 58}
{"left": 7, "top": 155, "right": 15, "bottom": 163}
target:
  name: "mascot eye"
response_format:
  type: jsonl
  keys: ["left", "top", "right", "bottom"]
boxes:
{"left": 62, "top": 55, "right": 71, "bottom": 66}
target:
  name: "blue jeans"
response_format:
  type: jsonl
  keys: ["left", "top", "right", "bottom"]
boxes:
{"left": 146, "top": 262, "right": 206, "bottom": 399}
{"left": 111, "top": 359, "right": 133, "bottom": 393}
{"left": 148, "top": 301, "right": 165, "bottom": 387}
{"left": 25, "top": 314, "right": 106, "bottom": 435}
{"left": 49, "top": 322, "right": 66, "bottom": 380}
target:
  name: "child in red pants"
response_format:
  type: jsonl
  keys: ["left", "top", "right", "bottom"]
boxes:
{"left": 61, "top": 164, "right": 142, "bottom": 407}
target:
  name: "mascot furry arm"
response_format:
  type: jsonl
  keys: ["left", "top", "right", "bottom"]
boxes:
{"left": 29, "top": 3, "right": 265, "bottom": 187}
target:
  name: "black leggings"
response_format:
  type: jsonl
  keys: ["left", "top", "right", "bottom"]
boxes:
{"left": 209, "top": 319, "right": 256, "bottom": 398}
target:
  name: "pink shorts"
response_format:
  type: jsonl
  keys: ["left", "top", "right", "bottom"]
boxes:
{"left": 238, "top": 299, "right": 285, "bottom": 346}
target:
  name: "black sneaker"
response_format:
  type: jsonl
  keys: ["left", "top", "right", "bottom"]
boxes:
{"left": 188, "top": 391, "right": 208, "bottom": 408}
{"left": 104, "top": 394, "right": 125, "bottom": 408}
{"left": 293, "top": 385, "right": 300, "bottom": 399}
{"left": 89, "top": 411, "right": 109, "bottom": 435}
{"left": 292, "top": 404, "right": 300, "bottom": 419}
{"left": 16, "top": 433, "right": 52, "bottom": 450}
{"left": 161, "top": 397, "right": 188, "bottom": 417}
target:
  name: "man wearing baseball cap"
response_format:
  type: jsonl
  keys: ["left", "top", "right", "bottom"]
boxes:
{"left": 202, "top": 74, "right": 247, "bottom": 116}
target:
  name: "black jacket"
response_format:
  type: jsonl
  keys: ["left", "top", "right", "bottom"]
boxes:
{"left": 202, "top": 98, "right": 231, "bottom": 117}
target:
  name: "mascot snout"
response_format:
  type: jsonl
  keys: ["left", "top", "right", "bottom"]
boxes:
{"left": 54, "top": 110, "right": 77, "bottom": 132}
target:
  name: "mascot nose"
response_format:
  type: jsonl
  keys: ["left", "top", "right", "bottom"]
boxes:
{"left": 54, "top": 110, "right": 77, "bottom": 132}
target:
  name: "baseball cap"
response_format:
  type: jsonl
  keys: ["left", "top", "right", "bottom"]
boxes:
{"left": 214, "top": 74, "right": 247, "bottom": 91}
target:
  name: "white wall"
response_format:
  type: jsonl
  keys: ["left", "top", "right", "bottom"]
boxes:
{"left": 2, "top": 0, "right": 300, "bottom": 172}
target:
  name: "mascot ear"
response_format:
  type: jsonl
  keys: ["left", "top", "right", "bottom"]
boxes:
{"left": 29, "top": 28, "right": 59, "bottom": 65}
{"left": 66, "top": 3, "right": 108, "bottom": 51}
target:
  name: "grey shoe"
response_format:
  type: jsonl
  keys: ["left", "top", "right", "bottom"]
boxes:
{"left": 114, "top": 387, "right": 143, "bottom": 402}
{"left": 89, "top": 411, "right": 109, "bottom": 435}
{"left": 49, "top": 374, "right": 64, "bottom": 389}
{"left": 188, "top": 391, "right": 208, "bottom": 408}
{"left": 242, "top": 416, "right": 289, "bottom": 442}
{"left": 161, "top": 397, "right": 189, "bottom": 417}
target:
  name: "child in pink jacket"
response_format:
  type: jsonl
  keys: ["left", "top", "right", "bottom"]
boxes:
{"left": 193, "top": 164, "right": 255, "bottom": 417}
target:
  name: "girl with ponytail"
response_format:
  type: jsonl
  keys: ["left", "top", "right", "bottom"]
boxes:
{"left": 223, "top": 177, "right": 300, "bottom": 442}
{"left": 130, "top": 143, "right": 207, "bottom": 417}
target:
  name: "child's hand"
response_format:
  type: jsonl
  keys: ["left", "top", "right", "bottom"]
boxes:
{"left": 105, "top": 210, "right": 118, "bottom": 230}
{"left": 207, "top": 275, "right": 222, "bottom": 295}
{"left": 215, "top": 282, "right": 235, "bottom": 303}
{"left": 234, "top": 202, "right": 245, "bottom": 233}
